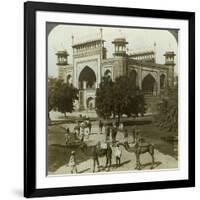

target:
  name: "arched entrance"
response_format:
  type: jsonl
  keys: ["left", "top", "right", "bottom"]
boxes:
{"left": 142, "top": 74, "right": 157, "bottom": 95}
{"left": 87, "top": 97, "right": 95, "bottom": 110}
{"left": 129, "top": 70, "right": 137, "bottom": 86}
{"left": 78, "top": 66, "right": 96, "bottom": 110}
{"left": 104, "top": 69, "right": 112, "bottom": 79}
{"left": 78, "top": 66, "right": 96, "bottom": 89}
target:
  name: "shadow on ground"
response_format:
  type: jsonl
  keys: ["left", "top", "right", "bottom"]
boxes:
{"left": 139, "top": 161, "right": 162, "bottom": 170}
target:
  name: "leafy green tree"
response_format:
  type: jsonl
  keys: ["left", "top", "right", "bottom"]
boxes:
{"left": 125, "top": 87, "right": 146, "bottom": 117}
{"left": 95, "top": 75, "right": 145, "bottom": 123}
{"left": 56, "top": 82, "right": 79, "bottom": 118}
{"left": 48, "top": 78, "right": 78, "bottom": 119}
{"left": 48, "top": 77, "right": 62, "bottom": 120}
{"left": 112, "top": 76, "right": 130, "bottom": 123}
{"left": 95, "top": 76, "right": 114, "bottom": 119}
{"left": 155, "top": 87, "right": 178, "bottom": 132}
{"left": 113, "top": 76, "right": 145, "bottom": 123}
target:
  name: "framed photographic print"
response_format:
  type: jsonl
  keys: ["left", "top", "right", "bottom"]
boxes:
{"left": 24, "top": 1, "right": 195, "bottom": 198}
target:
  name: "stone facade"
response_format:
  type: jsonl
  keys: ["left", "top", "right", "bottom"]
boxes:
{"left": 56, "top": 36, "right": 175, "bottom": 112}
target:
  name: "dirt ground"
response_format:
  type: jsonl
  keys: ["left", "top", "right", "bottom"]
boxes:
{"left": 48, "top": 122, "right": 178, "bottom": 175}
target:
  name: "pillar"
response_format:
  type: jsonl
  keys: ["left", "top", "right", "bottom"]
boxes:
{"left": 157, "top": 71, "right": 160, "bottom": 96}
{"left": 82, "top": 81, "right": 87, "bottom": 110}
{"left": 83, "top": 81, "right": 87, "bottom": 89}
{"left": 138, "top": 68, "right": 142, "bottom": 89}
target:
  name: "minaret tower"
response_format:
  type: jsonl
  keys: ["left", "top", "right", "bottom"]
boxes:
{"left": 164, "top": 51, "right": 176, "bottom": 88}
{"left": 56, "top": 49, "right": 69, "bottom": 80}
{"left": 112, "top": 37, "right": 128, "bottom": 57}
{"left": 112, "top": 37, "right": 128, "bottom": 78}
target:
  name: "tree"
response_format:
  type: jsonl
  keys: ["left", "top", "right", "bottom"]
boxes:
{"left": 112, "top": 76, "right": 130, "bottom": 123}
{"left": 155, "top": 86, "right": 178, "bottom": 133}
{"left": 125, "top": 87, "right": 146, "bottom": 117}
{"left": 55, "top": 82, "right": 79, "bottom": 118}
{"left": 113, "top": 76, "right": 145, "bottom": 123}
{"left": 48, "top": 78, "right": 78, "bottom": 119}
{"left": 95, "top": 75, "right": 145, "bottom": 123}
{"left": 95, "top": 76, "right": 114, "bottom": 119}
{"left": 48, "top": 77, "right": 62, "bottom": 120}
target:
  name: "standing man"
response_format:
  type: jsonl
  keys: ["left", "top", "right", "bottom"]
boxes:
{"left": 74, "top": 121, "right": 80, "bottom": 137}
{"left": 136, "top": 130, "right": 143, "bottom": 143}
{"left": 115, "top": 144, "right": 122, "bottom": 167}
{"left": 68, "top": 151, "right": 78, "bottom": 174}
{"left": 124, "top": 129, "right": 129, "bottom": 143}
{"left": 92, "top": 146, "right": 100, "bottom": 173}
{"left": 65, "top": 128, "right": 70, "bottom": 145}
{"left": 105, "top": 125, "right": 110, "bottom": 143}
{"left": 99, "top": 120, "right": 103, "bottom": 134}
{"left": 119, "top": 122, "right": 124, "bottom": 131}
{"left": 105, "top": 143, "right": 112, "bottom": 171}
{"left": 88, "top": 118, "right": 92, "bottom": 134}
{"left": 111, "top": 123, "right": 117, "bottom": 145}
{"left": 80, "top": 121, "right": 85, "bottom": 141}
{"left": 132, "top": 125, "right": 137, "bottom": 143}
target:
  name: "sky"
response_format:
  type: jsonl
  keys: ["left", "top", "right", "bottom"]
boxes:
{"left": 48, "top": 24, "right": 178, "bottom": 77}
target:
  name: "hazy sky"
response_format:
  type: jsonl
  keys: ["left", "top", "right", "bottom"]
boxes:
{"left": 48, "top": 24, "right": 178, "bottom": 77}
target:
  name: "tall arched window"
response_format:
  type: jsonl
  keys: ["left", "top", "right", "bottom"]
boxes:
{"left": 104, "top": 69, "right": 112, "bottom": 79}
{"left": 79, "top": 66, "right": 96, "bottom": 89}
{"left": 142, "top": 74, "right": 157, "bottom": 95}
{"left": 87, "top": 97, "right": 95, "bottom": 110}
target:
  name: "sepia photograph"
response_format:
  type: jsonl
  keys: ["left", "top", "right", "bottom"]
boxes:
{"left": 24, "top": 2, "right": 195, "bottom": 197}
{"left": 47, "top": 23, "right": 178, "bottom": 175}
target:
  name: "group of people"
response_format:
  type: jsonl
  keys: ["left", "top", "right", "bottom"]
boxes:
{"left": 67, "top": 119, "right": 142, "bottom": 174}
{"left": 68, "top": 142, "right": 122, "bottom": 174}
{"left": 99, "top": 120, "right": 126, "bottom": 143}
{"left": 73, "top": 118, "right": 92, "bottom": 141}
{"left": 92, "top": 142, "right": 122, "bottom": 173}
{"left": 104, "top": 122, "right": 118, "bottom": 144}
{"left": 99, "top": 120, "right": 140, "bottom": 144}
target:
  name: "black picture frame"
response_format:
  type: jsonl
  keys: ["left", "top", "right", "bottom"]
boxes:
{"left": 24, "top": 1, "right": 195, "bottom": 198}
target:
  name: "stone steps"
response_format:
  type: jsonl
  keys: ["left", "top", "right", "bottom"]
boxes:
{"left": 144, "top": 95, "right": 162, "bottom": 113}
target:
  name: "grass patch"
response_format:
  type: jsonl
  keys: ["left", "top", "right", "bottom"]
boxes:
{"left": 48, "top": 125, "right": 91, "bottom": 172}
{"left": 48, "top": 145, "right": 90, "bottom": 172}
{"left": 126, "top": 124, "right": 178, "bottom": 159}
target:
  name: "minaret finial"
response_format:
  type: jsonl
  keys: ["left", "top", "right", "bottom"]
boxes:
{"left": 100, "top": 28, "right": 103, "bottom": 40}
{"left": 72, "top": 34, "right": 74, "bottom": 45}
{"left": 154, "top": 41, "right": 156, "bottom": 48}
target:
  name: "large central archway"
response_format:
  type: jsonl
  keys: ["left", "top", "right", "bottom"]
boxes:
{"left": 142, "top": 74, "right": 157, "bottom": 95}
{"left": 78, "top": 66, "right": 96, "bottom": 89}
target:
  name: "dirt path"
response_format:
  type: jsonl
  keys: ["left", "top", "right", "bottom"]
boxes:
{"left": 49, "top": 124, "right": 178, "bottom": 175}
